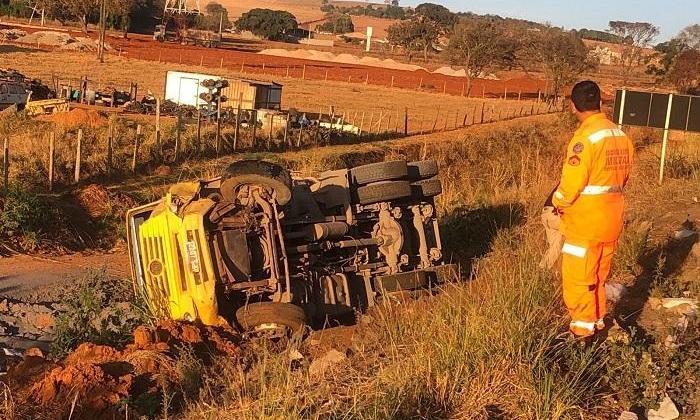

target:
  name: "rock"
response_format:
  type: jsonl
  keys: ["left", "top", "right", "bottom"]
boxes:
{"left": 673, "top": 228, "right": 696, "bottom": 240}
{"left": 618, "top": 412, "right": 638, "bottom": 420}
{"left": 606, "top": 283, "right": 628, "bottom": 303}
{"left": 155, "top": 165, "right": 172, "bottom": 176}
{"left": 646, "top": 395, "right": 679, "bottom": 420}
{"left": 308, "top": 349, "right": 346, "bottom": 377}
{"left": 24, "top": 347, "right": 44, "bottom": 359}
{"left": 691, "top": 242, "right": 700, "bottom": 258}
{"left": 660, "top": 298, "right": 698, "bottom": 316}
{"left": 288, "top": 349, "right": 304, "bottom": 361}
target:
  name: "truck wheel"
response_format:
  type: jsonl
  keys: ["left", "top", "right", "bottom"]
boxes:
{"left": 356, "top": 181, "right": 411, "bottom": 205}
{"left": 351, "top": 161, "right": 408, "bottom": 186}
{"left": 235, "top": 302, "right": 306, "bottom": 338}
{"left": 407, "top": 160, "right": 439, "bottom": 180}
{"left": 221, "top": 160, "right": 293, "bottom": 205}
{"left": 410, "top": 177, "right": 442, "bottom": 198}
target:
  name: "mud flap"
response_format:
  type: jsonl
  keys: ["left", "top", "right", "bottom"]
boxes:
{"left": 375, "top": 270, "right": 429, "bottom": 294}
{"left": 426, "top": 264, "right": 460, "bottom": 284}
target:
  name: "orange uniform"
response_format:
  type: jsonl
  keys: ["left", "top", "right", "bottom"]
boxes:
{"left": 552, "top": 113, "right": 634, "bottom": 337}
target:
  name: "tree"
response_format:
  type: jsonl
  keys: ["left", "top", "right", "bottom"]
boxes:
{"left": 318, "top": 13, "right": 353, "bottom": 34}
{"left": 415, "top": 3, "right": 456, "bottom": 30}
{"left": 646, "top": 38, "right": 688, "bottom": 81}
{"left": 676, "top": 24, "right": 700, "bottom": 50}
{"left": 526, "top": 28, "right": 594, "bottom": 97}
{"left": 607, "top": 21, "right": 660, "bottom": 86}
{"left": 195, "top": 2, "right": 231, "bottom": 31}
{"left": 445, "top": 18, "right": 507, "bottom": 96}
{"left": 414, "top": 3, "right": 455, "bottom": 61}
{"left": 387, "top": 19, "right": 437, "bottom": 62}
{"left": 668, "top": 49, "right": 700, "bottom": 94}
{"left": 235, "top": 9, "right": 297, "bottom": 41}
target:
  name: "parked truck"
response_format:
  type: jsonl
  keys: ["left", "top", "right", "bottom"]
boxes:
{"left": 126, "top": 159, "right": 456, "bottom": 337}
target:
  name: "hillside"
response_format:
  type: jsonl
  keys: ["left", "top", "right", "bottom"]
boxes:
{"left": 218, "top": 0, "right": 325, "bottom": 21}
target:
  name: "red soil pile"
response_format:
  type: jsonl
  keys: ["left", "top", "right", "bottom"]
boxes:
{"left": 38, "top": 108, "right": 107, "bottom": 128}
{"left": 3, "top": 320, "right": 241, "bottom": 420}
{"left": 76, "top": 183, "right": 138, "bottom": 219}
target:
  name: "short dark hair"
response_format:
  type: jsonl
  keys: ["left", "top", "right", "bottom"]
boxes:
{"left": 571, "top": 81, "right": 601, "bottom": 112}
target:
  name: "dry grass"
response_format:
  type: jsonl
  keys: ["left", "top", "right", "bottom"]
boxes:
{"left": 3, "top": 50, "right": 546, "bottom": 134}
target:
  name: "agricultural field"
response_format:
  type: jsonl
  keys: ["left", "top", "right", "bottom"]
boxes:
{"left": 0, "top": 26, "right": 699, "bottom": 420}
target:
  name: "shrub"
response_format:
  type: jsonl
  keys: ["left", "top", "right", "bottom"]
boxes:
{"left": 0, "top": 186, "right": 49, "bottom": 237}
{"left": 50, "top": 269, "right": 144, "bottom": 358}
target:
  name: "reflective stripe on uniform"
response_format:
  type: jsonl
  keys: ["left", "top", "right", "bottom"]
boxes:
{"left": 570, "top": 320, "right": 596, "bottom": 332}
{"left": 588, "top": 128, "right": 625, "bottom": 144}
{"left": 562, "top": 243, "right": 587, "bottom": 258}
{"left": 554, "top": 190, "right": 570, "bottom": 203}
{"left": 580, "top": 185, "right": 623, "bottom": 195}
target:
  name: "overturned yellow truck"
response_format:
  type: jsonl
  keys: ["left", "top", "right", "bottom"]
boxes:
{"left": 126, "top": 160, "right": 457, "bottom": 337}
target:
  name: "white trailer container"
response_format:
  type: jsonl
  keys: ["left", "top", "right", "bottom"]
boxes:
{"left": 164, "top": 70, "right": 219, "bottom": 108}
{"left": 164, "top": 71, "right": 283, "bottom": 110}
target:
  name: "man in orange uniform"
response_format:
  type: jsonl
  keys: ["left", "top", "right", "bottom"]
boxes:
{"left": 552, "top": 81, "right": 634, "bottom": 338}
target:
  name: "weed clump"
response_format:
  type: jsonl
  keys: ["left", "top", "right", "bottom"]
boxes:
{"left": 50, "top": 269, "right": 144, "bottom": 358}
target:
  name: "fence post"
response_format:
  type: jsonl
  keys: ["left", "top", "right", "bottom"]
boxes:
{"left": 481, "top": 102, "right": 485, "bottom": 123}
{"left": 233, "top": 92, "right": 242, "bottom": 151}
{"left": 251, "top": 110, "right": 257, "bottom": 148}
{"left": 3, "top": 137, "right": 8, "bottom": 192}
{"left": 175, "top": 113, "right": 181, "bottom": 163}
{"left": 155, "top": 98, "right": 161, "bottom": 147}
{"left": 48, "top": 132, "right": 55, "bottom": 191}
{"left": 132, "top": 124, "right": 141, "bottom": 172}
{"left": 367, "top": 112, "right": 374, "bottom": 135}
{"left": 359, "top": 111, "right": 365, "bottom": 137}
{"left": 268, "top": 115, "right": 274, "bottom": 149}
{"left": 196, "top": 111, "right": 202, "bottom": 151}
{"left": 106, "top": 123, "right": 113, "bottom": 177}
{"left": 432, "top": 107, "right": 440, "bottom": 131}
{"left": 215, "top": 97, "right": 222, "bottom": 151}
{"left": 463, "top": 109, "right": 468, "bottom": 127}
{"left": 391, "top": 76, "right": 394, "bottom": 88}
{"left": 297, "top": 123, "right": 304, "bottom": 147}
{"left": 443, "top": 112, "right": 449, "bottom": 131}
{"left": 74, "top": 129, "right": 82, "bottom": 184}
{"left": 284, "top": 116, "right": 290, "bottom": 148}
{"left": 404, "top": 108, "right": 409, "bottom": 135}
{"left": 302, "top": 65, "right": 306, "bottom": 79}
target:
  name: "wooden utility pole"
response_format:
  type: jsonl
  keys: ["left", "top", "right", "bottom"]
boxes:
{"left": 97, "top": 0, "right": 107, "bottom": 63}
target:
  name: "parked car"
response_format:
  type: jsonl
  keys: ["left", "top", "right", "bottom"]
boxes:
{"left": 126, "top": 159, "right": 457, "bottom": 337}
{"left": 0, "top": 80, "right": 30, "bottom": 110}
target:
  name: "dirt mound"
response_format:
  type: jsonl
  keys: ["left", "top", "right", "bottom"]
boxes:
{"left": 37, "top": 108, "right": 107, "bottom": 127}
{"left": 16, "top": 30, "right": 73, "bottom": 46}
{"left": 0, "top": 28, "right": 26, "bottom": 41}
{"left": 4, "top": 320, "right": 241, "bottom": 420}
{"left": 76, "top": 184, "right": 137, "bottom": 219}
{"left": 258, "top": 48, "right": 428, "bottom": 72}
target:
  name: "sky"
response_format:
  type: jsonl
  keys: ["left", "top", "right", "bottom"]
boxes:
{"left": 399, "top": 0, "right": 698, "bottom": 41}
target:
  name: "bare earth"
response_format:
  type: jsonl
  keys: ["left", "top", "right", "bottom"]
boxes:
{"left": 0, "top": 251, "right": 130, "bottom": 301}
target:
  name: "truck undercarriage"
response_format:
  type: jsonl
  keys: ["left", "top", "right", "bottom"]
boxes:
{"left": 127, "top": 160, "right": 457, "bottom": 336}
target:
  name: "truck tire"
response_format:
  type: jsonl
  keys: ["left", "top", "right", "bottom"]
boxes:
{"left": 351, "top": 161, "right": 408, "bottom": 186}
{"left": 410, "top": 177, "right": 442, "bottom": 198}
{"left": 407, "top": 160, "right": 439, "bottom": 180}
{"left": 235, "top": 302, "right": 306, "bottom": 337}
{"left": 220, "top": 160, "right": 293, "bottom": 206}
{"left": 356, "top": 181, "right": 411, "bottom": 205}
